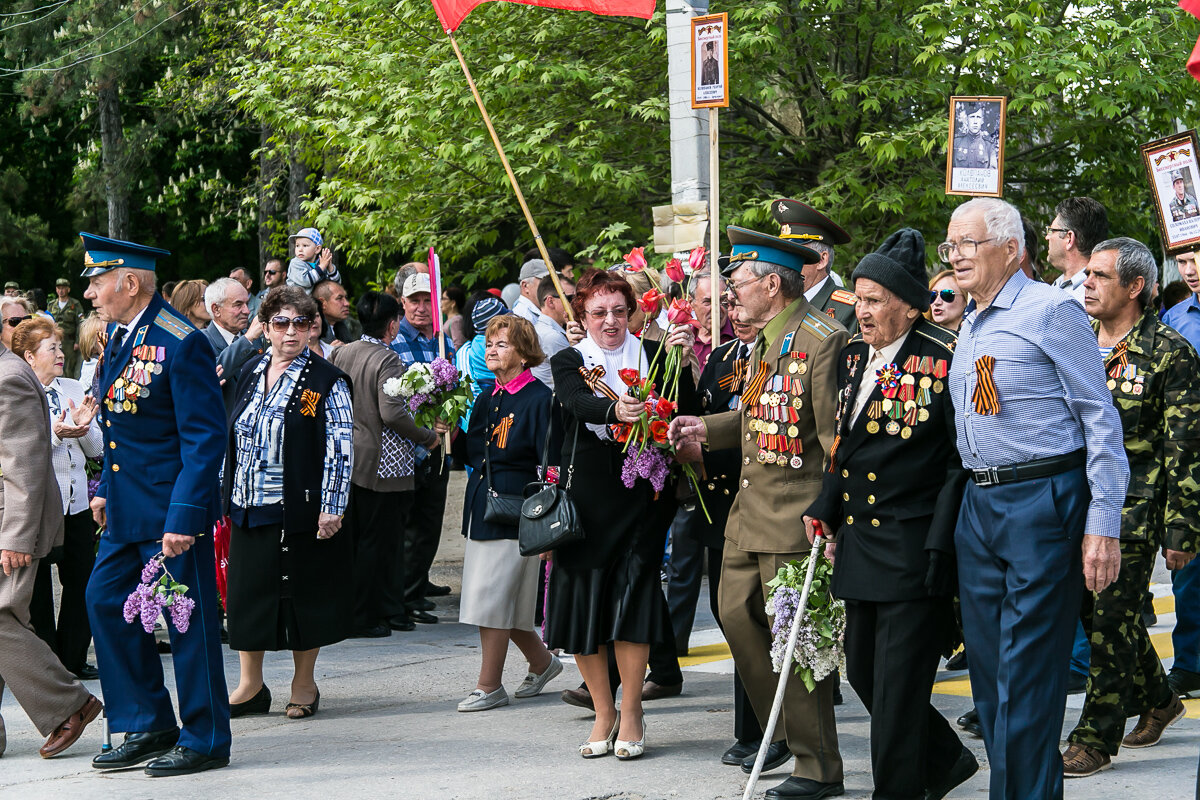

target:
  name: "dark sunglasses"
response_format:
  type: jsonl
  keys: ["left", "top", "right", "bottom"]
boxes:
{"left": 930, "top": 289, "right": 958, "bottom": 304}
{"left": 263, "top": 269, "right": 279, "bottom": 276}
{"left": 269, "top": 315, "right": 313, "bottom": 333}
{"left": 4, "top": 315, "right": 31, "bottom": 328}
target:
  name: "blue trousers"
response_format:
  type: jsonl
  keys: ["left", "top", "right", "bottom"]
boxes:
{"left": 86, "top": 535, "right": 231, "bottom": 759}
{"left": 955, "top": 467, "right": 1087, "bottom": 800}
{"left": 1172, "top": 558, "right": 1200, "bottom": 673}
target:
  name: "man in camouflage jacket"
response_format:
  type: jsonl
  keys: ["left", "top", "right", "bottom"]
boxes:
{"left": 1063, "top": 238, "right": 1200, "bottom": 777}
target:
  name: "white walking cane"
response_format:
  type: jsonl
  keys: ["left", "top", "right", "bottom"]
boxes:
{"left": 742, "top": 523, "right": 827, "bottom": 800}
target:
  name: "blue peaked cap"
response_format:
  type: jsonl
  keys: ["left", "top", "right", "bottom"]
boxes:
{"left": 79, "top": 232, "right": 171, "bottom": 278}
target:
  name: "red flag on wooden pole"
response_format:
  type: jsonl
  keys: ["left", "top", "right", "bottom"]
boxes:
{"left": 432, "top": 0, "right": 654, "bottom": 33}
{"left": 1181, "top": 0, "right": 1200, "bottom": 79}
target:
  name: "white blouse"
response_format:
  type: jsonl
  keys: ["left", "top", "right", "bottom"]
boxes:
{"left": 46, "top": 377, "right": 103, "bottom": 516}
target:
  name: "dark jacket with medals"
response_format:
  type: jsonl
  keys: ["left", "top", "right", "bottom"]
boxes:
{"left": 684, "top": 337, "right": 751, "bottom": 549}
{"left": 810, "top": 277, "right": 859, "bottom": 334}
{"left": 805, "top": 318, "right": 967, "bottom": 602}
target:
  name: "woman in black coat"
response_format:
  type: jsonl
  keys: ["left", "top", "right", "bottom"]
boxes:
{"left": 547, "top": 269, "right": 697, "bottom": 760}
{"left": 455, "top": 315, "right": 562, "bottom": 712}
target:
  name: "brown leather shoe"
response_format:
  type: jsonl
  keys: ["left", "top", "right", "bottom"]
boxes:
{"left": 560, "top": 686, "right": 594, "bottom": 711}
{"left": 40, "top": 695, "right": 102, "bottom": 759}
{"left": 1122, "top": 695, "right": 1187, "bottom": 748}
{"left": 1062, "top": 742, "right": 1111, "bottom": 777}
{"left": 641, "top": 680, "right": 683, "bottom": 701}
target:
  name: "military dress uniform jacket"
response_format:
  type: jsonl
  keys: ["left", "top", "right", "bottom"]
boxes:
{"left": 688, "top": 338, "right": 752, "bottom": 549}
{"left": 95, "top": 293, "right": 227, "bottom": 543}
{"left": 705, "top": 299, "right": 848, "bottom": 553}
{"left": 806, "top": 319, "right": 966, "bottom": 601}
{"left": 1096, "top": 309, "right": 1200, "bottom": 552}
{"left": 809, "top": 277, "right": 858, "bottom": 334}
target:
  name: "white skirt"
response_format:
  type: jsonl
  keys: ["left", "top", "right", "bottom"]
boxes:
{"left": 459, "top": 537, "right": 541, "bottom": 631}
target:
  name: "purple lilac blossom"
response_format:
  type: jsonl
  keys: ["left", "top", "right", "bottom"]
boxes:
{"left": 170, "top": 594, "right": 196, "bottom": 633}
{"left": 408, "top": 392, "right": 430, "bottom": 414}
{"left": 430, "top": 357, "right": 459, "bottom": 391}
{"left": 140, "top": 558, "right": 161, "bottom": 584}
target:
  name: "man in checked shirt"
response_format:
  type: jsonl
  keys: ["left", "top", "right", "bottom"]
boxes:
{"left": 941, "top": 198, "right": 1129, "bottom": 800}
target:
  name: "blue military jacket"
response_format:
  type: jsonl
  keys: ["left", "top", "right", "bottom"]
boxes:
{"left": 95, "top": 293, "right": 226, "bottom": 543}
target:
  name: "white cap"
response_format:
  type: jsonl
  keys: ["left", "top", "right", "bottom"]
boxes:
{"left": 402, "top": 273, "right": 432, "bottom": 297}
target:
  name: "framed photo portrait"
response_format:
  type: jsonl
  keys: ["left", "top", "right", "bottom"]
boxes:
{"left": 945, "top": 96, "right": 1007, "bottom": 197}
{"left": 691, "top": 13, "right": 729, "bottom": 109}
{"left": 1140, "top": 130, "right": 1200, "bottom": 255}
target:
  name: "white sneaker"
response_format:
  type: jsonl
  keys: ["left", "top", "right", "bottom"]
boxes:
{"left": 514, "top": 654, "right": 563, "bottom": 699}
{"left": 457, "top": 686, "right": 510, "bottom": 712}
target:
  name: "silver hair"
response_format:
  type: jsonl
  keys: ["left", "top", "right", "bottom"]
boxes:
{"left": 393, "top": 263, "right": 420, "bottom": 294}
{"left": 205, "top": 277, "right": 242, "bottom": 312}
{"left": 0, "top": 295, "right": 33, "bottom": 317}
{"left": 950, "top": 198, "right": 1025, "bottom": 261}
{"left": 688, "top": 269, "right": 721, "bottom": 295}
{"left": 744, "top": 260, "right": 805, "bottom": 300}
{"left": 807, "top": 241, "right": 834, "bottom": 274}
{"left": 113, "top": 267, "right": 157, "bottom": 296}
{"left": 1091, "top": 237, "right": 1158, "bottom": 308}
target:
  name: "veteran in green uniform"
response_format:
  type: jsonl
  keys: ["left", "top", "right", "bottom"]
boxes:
{"left": 1061, "top": 237, "right": 1200, "bottom": 778}
{"left": 50, "top": 278, "right": 86, "bottom": 379}
{"left": 672, "top": 226, "right": 849, "bottom": 800}
{"left": 772, "top": 199, "right": 858, "bottom": 333}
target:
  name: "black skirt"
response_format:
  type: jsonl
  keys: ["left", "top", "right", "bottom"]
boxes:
{"left": 226, "top": 521, "right": 353, "bottom": 652}
{"left": 545, "top": 443, "right": 671, "bottom": 655}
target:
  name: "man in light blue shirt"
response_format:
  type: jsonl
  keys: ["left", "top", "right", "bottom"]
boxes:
{"left": 942, "top": 198, "right": 1128, "bottom": 800}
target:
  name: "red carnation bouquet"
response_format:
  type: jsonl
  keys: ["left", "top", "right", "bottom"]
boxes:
{"left": 615, "top": 246, "right": 711, "bottom": 522}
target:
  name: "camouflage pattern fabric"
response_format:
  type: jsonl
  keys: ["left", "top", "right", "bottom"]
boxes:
{"left": 1069, "top": 540, "right": 1172, "bottom": 755}
{"left": 1068, "top": 307, "right": 1200, "bottom": 755}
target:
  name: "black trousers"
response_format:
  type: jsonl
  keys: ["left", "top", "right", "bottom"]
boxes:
{"left": 30, "top": 510, "right": 96, "bottom": 672}
{"left": 845, "top": 597, "right": 963, "bottom": 800}
{"left": 347, "top": 484, "right": 412, "bottom": 628}
{"left": 705, "top": 538, "right": 761, "bottom": 743}
{"left": 399, "top": 459, "right": 450, "bottom": 608}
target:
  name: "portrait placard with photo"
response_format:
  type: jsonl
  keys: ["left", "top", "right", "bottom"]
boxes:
{"left": 945, "top": 96, "right": 1007, "bottom": 197}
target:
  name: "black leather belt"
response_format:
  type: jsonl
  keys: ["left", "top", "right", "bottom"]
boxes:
{"left": 970, "top": 449, "right": 1086, "bottom": 487}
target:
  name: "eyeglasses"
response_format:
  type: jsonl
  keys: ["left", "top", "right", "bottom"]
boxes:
{"left": 586, "top": 307, "right": 628, "bottom": 321}
{"left": 4, "top": 315, "right": 31, "bottom": 328}
{"left": 562, "top": 294, "right": 576, "bottom": 303}
{"left": 930, "top": 289, "right": 958, "bottom": 303}
{"left": 1044, "top": 227, "right": 1071, "bottom": 238}
{"left": 269, "top": 315, "right": 313, "bottom": 333}
{"left": 725, "top": 274, "right": 767, "bottom": 296}
{"left": 936, "top": 238, "right": 996, "bottom": 262}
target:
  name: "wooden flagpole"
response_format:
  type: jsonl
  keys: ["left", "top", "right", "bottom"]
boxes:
{"left": 446, "top": 30, "right": 575, "bottom": 322}
{"left": 709, "top": 106, "right": 720, "bottom": 346}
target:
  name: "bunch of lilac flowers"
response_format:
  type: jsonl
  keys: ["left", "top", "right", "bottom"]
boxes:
{"left": 429, "top": 357, "right": 459, "bottom": 390}
{"left": 765, "top": 553, "right": 845, "bottom": 692}
{"left": 123, "top": 554, "right": 195, "bottom": 634}
{"left": 383, "top": 358, "right": 474, "bottom": 430}
{"left": 621, "top": 446, "right": 671, "bottom": 492}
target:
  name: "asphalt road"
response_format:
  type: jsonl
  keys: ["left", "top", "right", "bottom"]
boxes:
{"left": 2, "top": 471, "right": 1196, "bottom": 799}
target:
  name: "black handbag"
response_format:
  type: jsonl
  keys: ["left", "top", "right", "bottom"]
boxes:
{"left": 481, "top": 402, "right": 526, "bottom": 527}
{"left": 518, "top": 401, "right": 583, "bottom": 557}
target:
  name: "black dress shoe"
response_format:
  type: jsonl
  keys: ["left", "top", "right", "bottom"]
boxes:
{"left": 156, "top": 640, "right": 172, "bottom": 654}
{"left": 742, "top": 740, "right": 792, "bottom": 774}
{"left": 424, "top": 582, "right": 452, "bottom": 597}
{"left": 387, "top": 615, "right": 416, "bottom": 632}
{"left": 722, "top": 739, "right": 761, "bottom": 765}
{"left": 70, "top": 663, "right": 100, "bottom": 681}
{"left": 92, "top": 729, "right": 179, "bottom": 769}
{"left": 409, "top": 609, "right": 438, "bottom": 624}
{"left": 229, "top": 684, "right": 271, "bottom": 718}
{"left": 926, "top": 746, "right": 979, "bottom": 800}
{"left": 350, "top": 623, "right": 391, "bottom": 638}
{"left": 1067, "top": 670, "right": 1088, "bottom": 695}
{"left": 409, "top": 598, "right": 436, "bottom": 612}
{"left": 832, "top": 688, "right": 844, "bottom": 706}
{"left": 764, "top": 776, "right": 845, "bottom": 799}
{"left": 144, "top": 745, "right": 229, "bottom": 777}
{"left": 957, "top": 707, "right": 982, "bottom": 738}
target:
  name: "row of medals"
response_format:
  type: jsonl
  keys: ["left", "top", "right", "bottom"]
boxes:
{"left": 748, "top": 366, "right": 806, "bottom": 469}
{"left": 105, "top": 355, "right": 162, "bottom": 414}
{"left": 864, "top": 375, "right": 945, "bottom": 439}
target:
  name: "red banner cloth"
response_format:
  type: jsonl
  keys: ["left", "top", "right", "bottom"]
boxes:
{"left": 432, "top": 0, "right": 654, "bottom": 33}
{"left": 1182, "top": 0, "right": 1200, "bottom": 80}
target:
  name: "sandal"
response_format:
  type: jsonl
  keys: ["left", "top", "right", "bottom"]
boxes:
{"left": 579, "top": 713, "right": 619, "bottom": 759}
{"left": 285, "top": 689, "right": 320, "bottom": 719}
{"left": 614, "top": 715, "right": 646, "bottom": 760}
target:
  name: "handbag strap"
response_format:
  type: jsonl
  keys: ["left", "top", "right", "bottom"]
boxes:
{"left": 539, "top": 392, "right": 578, "bottom": 490}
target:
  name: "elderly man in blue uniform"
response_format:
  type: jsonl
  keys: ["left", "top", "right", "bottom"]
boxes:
{"left": 80, "top": 233, "right": 231, "bottom": 777}
{"left": 942, "top": 198, "right": 1128, "bottom": 800}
